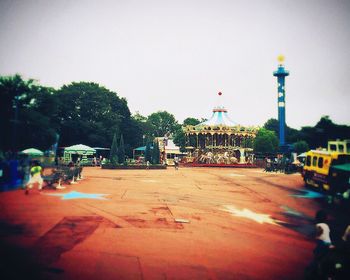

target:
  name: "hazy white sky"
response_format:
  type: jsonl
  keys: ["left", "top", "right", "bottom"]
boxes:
{"left": 0, "top": 0, "right": 349, "bottom": 128}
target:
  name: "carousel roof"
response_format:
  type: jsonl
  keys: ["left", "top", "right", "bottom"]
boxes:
{"left": 198, "top": 107, "right": 237, "bottom": 127}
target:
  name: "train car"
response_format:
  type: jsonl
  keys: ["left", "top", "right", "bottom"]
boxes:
{"left": 328, "top": 163, "right": 350, "bottom": 197}
{"left": 302, "top": 149, "right": 350, "bottom": 195}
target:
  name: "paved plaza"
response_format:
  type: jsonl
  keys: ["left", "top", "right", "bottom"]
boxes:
{"left": 0, "top": 167, "right": 335, "bottom": 279}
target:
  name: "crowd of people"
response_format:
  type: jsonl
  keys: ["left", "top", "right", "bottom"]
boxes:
{"left": 23, "top": 158, "right": 84, "bottom": 194}
{"left": 264, "top": 155, "right": 301, "bottom": 173}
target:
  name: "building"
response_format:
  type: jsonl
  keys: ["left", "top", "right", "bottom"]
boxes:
{"left": 155, "top": 137, "right": 182, "bottom": 165}
{"left": 183, "top": 94, "right": 259, "bottom": 165}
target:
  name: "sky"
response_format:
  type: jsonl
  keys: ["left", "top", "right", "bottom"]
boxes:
{"left": 0, "top": 0, "right": 349, "bottom": 129}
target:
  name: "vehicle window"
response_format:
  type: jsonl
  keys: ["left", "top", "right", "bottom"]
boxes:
{"left": 347, "top": 143, "right": 350, "bottom": 152}
{"left": 332, "top": 154, "right": 350, "bottom": 165}
{"left": 338, "top": 144, "right": 344, "bottom": 153}
{"left": 318, "top": 157, "right": 323, "bottom": 168}
{"left": 306, "top": 156, "right": 311, "bottom": 166}
{"left": 329, "top": 144, "right": 337, "bottom": 151}
{"left": 312, "top": 156, "right": 317, "bottom": 166}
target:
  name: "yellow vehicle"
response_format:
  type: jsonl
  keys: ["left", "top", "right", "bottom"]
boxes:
{"left": 302, "top": 149, "right": 350, "bottom": 192}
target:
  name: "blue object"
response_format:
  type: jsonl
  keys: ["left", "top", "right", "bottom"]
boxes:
{"left": 273, "top": 64, "right": 289, "bottom": 146}
{"left": 46, "top": 191, "right": 109, "bottom": 200}
{"left": 0, "top": 160, "right": 23, "bottom": 191}
{"left": 290, "top": 189, "right": 324, "bottom": 199}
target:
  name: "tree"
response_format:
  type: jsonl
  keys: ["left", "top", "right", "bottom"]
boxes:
{"left": 253, "top": 128, "right": 279, "bottom": 154}
{"left": 263, "top": 118, "right": 300, "bottom": 144}
{"left": 263, "top": 118, "right": 279, "bottom": 135}
{"left": 118, "top": 134, "right": 125, "bottom": 164}
{"left": 299, "top": 116, "right": 350, "bottom": 149}
{"left": 173, "top": 129, "right": 186, "bottom": 152}
{"left": 145, "top": 142, "right": 152, "bottom": 162}
{"left": 109, "top": 133, "right": 118, "bottom": 164}
{"left": 0, "top": 74, "right": 58, "bottom": 152}
{"left": 131, "top": 112, "right": 153, "bottom": 147}
{"left": 152, "top": 140, "right": 160, "bottom": 164}
{"left": 183, "top": 117, "right": 201, "bottom": 126}
{"left": 293, "top": 140, "right": 309, "bottom": 154}
{"left": 56, "top": 82, "right": 133, "bottom": 151}
{"left": 147, "top": 111, "right": 178, "bottom": 137}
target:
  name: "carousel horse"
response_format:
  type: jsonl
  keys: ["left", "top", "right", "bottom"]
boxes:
{"left": 229, "top": 156, "right": 238, "bottom": 164}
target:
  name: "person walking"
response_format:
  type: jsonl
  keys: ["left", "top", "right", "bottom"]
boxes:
{"left": 174, "top": 156, "right": 179, "bottom": 170}
{"left": 314, "top": 210, "right": 333, "bottom": 259}
{"left": 25, "top": 161, "right": 44, "bottom": 194}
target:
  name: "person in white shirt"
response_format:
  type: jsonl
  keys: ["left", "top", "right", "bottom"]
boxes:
{"left": 316, "top": 223, "right": 332, "bottom": 245}
{"left": 314, "top": 210, "right": 333, "bottom": 261}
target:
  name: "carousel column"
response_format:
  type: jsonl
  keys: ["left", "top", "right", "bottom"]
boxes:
{"left": 239, "top": 148, "right": 246, "bottom": 164}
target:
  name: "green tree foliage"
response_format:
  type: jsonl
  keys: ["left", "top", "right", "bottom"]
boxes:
{"left": 0, "top": 74, "right": 58, "bottom": 152}
{"left": 263, "top": 116, "right": 350, "bottom": 149}
{"left": 147, "top": 111, "right": 178, "bottom": 137}
{"left": 145, "top": 142, "right": 152, "bottom": 162}
{"left": 109, "top": 133, "right": 118, "bottom": 164}
{"left": 131, "top": 112, "right": 153, "bottom": 146}
{"left": 152, "top": 140, "right": 160, "bottom": 164}
{"left": 56, "top": 82, "right": 142, "bottom": 156}
{"left": 183, "top": 117, "right": 201, "bottom": 126}
{"left": 263, "top": 118, "right": 300, "bottom": 144}
{"left": 173, "top": 117, "right": 199, "bottom": 152}
{"left": 293, "top": 140, "right": 309, "bottom": 154}
{"left": 263, "top": 118, "right": 279, "bottom": 134}
{"left": 299, "top": 116, "right": 350, "bottom": 149}
{"left": 57, "top": 82, "right": 124, "bottom": 147}
{"left": 118, "top": 134, "right": 125, "bottom": 164}
{"left": 253, "top": 128, "right": 279, "bottom": 154}
{"left": 173, "top": 129, "right": 186, "bottom": 152}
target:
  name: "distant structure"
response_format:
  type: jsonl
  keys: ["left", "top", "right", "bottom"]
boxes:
{"left": 273, "top": 55, "right": 289, "bottom": 147}
{"left": 155, "top": 137, "right": 181, "bottom": 166}
{"left": 183, "top": 92, "right": 258, "bottom": 165}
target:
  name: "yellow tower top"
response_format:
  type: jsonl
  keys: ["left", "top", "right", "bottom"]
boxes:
{"left": 277, "top": 55, "right": 285, "bottom": 63}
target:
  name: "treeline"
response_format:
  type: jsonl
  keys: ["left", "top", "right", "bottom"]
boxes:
{"left": 260, "top": 117, "right": 350, "bottom": 154}
{"left": 1, "top": 74, "right": 349, "bottom": 156}
{"left": 0, "top": 75, "right": 188, "bottom": 156}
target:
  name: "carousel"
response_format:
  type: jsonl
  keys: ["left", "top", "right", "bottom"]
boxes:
{"left": 183, "top": 93, "right": 259, "bottom": 166}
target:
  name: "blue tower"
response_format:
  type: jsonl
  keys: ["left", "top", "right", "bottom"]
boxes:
{"left": 273, "top": 55, "right": 289, "bottom": 147}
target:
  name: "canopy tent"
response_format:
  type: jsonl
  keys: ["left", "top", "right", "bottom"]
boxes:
{"left": 63, "top": 144, "right": 96, "bottom": 165}
{"left": 134, "top": 146, "right": 146, "bottom": 151}
{"left": 20, "top": 148, "right": 44, "bottom": 156}
{"left": 64, "top": 144, "right": 96, "bottom": 154}
{"left": 132, "top": 146, "right": 153, "bottom": 159}
{"left": 93, "top": 147, "right": 110, "bottom": 151}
